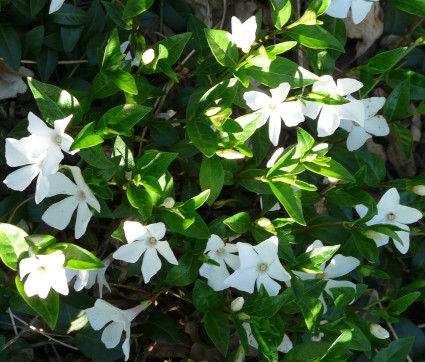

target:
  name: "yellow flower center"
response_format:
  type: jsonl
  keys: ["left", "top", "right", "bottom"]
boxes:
{"left": 387, "top": 212, "right": 396, "bottom": 221}
{"left": 55, "top": 135, "right": 62, "bottom": 144}
{"left": 149, "top": 237, "right": 157, "bottom": 244}
{"left": 37, "top": 266, "right": 47, "bottom": 273}
{"left": 353, "top": 122, "right": 360, "bottom": 127}
{"left": 217, "top": 247, "right": 225, "bottom": 253}
{"left": 269, "top": 102, "right": 277, "bottom": 110}
{"left": 258, "top": 263, "right": 269, "bottom": 272}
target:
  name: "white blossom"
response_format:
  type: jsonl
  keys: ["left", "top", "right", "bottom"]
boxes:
{"left": 199, "top": 235, "right": 239, "bottom": 291}
{"left": 85, "top": 299, "right": 151, "bottom": 361}
{"left": 410, "top": 185, "right": 425, "bottom": 196}
{"left": 340, "top": 96, "right": 389, "bottom": 151}
{"left": 49, "top": 0, "right": 66, "bottom": 13}
{"left": 243, "top": 323, "right": 293, "bottom": 353}
{"left": 230, "top": 297, "right": 245, "bottom": 312}
{"left": 19, "top": 252, "right": 69, "bottom": 299}
{"left": 244, "top": 83, "right": 304, "bottom": 146}
{"left": 369, "top": 323, "right": 390, "bottom": 339}
{"left": 226, "top": 16, "right": 257, "bottom": 53}
{"left": 355, "top": 188, "right": 423, "bottom": 254}
{"left": 4, "top": 112, "right": 76, "bottom": 203}
{"left": 41, "top": 166, "right": 100, "bottom": 239}
{"left": 326, "top": 0, "right": 379, "bottom": 24}
{"left": 113, "top": 221, "right": 178, "bottom": 283}
{"left": 224, "top": 236, "right": 291, "bottom": 296}
{"left": 302, "top": 75, "right": 364, "bottom": 137}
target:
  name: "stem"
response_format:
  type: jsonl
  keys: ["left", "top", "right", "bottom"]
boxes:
{"left": 301, "top": 221, "right": 344, "bottom": 231}
{"left": 7, "top": 196, "right": 34, "bottom": 224}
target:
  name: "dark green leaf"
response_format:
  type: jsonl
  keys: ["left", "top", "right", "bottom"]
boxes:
{"left": 166, "top": 252, "right": 200, "bottom": 286}
{"left": 61, "top": 26, "right": 83, "bottom": 53}
{"left": 127, "top": 184, "right": 153, "bottom": 219}
{"left": 101, "top": 1, "right": 131, "bottom": 30}
{"left": 204, "top": 311, "right": 229, "bottom": 356}
{"left": 36, "top": 48, "right": 58, "bottom": 82}
{"left": 387, "top": 0, "right": 425, "bottom": 17}
{"left": 192, "top": 279, "right": 223, "bottom": 311}
{"left": 373, "top": 337, "right": 415, "bottom": 362}
{"left": 383, "top": 78, "right": 410, "bottom": 122}
{"left": 49, "top": 4, "right": 90, "bottom": 25}
{"left": 204, "top": 28, "right": 239, "bottom": 67}
{"left": 123, "top": 0, "right": 153, "bottom": 19}
{"left": 269, "top": 181, "right": 306, "bottom": 225}
{"left": 223, "top": 212, "right": 250, "bottom": 233}
{"left": 144, "top": 312, "right": 178, "bottom": 344}
{"left": 0, "top": 25, "right": 21, "bottom": 70}
{"left": 71, "top": 122, "right": 104, "bottom": 151}
{"left": 56, "top": 243, "right": 104, "bottom": 270}
{"left": 200, "top": 155, "right": 224, "bottom": 206}
{"left": 387, "top": 292, "right": 420, "bottom": 316}
{"left": 285, "top": 25, "right": 345, "bottom": 52}
{"left": 186, "top": 121, "right": 217, "bottom": 157}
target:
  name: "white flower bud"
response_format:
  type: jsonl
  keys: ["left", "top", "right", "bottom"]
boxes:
{"left": 163, "top": 197, "right": 175, "bottom": 209}
{"left": 230, "top": 297, "right": 244, "bottom": 312}
{"left": 142, "top": 49, "right": 155, "bottom": 64}
{"left": 410, "top": 185, "right": 425, "bottom": 196}
{"left": 257, "top": 217, "right": 271, "bottom": 227}
{"left": 369, "top": 323, "right": 390, "bottom": 339}
{"left": 216, "top": 149, "right": 245, "bottom": 159}
{"left": 364, "top": 230, "right": 383, "bottom": 240}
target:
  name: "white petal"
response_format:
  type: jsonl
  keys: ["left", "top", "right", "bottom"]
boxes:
{"left": 122, "top": 336, "right": 130, "bottom": 361}
{"left": 49, "top": 0, "right": 66, "bottom": 13}
{"left": 278, "top": 334, "right": 293, "bottom": 353}
{"left": 141, "top": 248, "right": 161, "bottom": 283}
{"left": 230, "top": 16, "right": 243, "bottom": 35}
{"left": 205, "top": 234, "right": 225, "bottom": 252}
{"left": 268, "top": 260, "right": 291, "bottom": 282}
{"left": 27, "top": 112, "right": 53, "bottom": 137}
{"left": 351, "top": 0, "right": 374, "bottom": 24}
{"left": 101, "top": 322, "right": 124, "bottom": 348}
{"left": 375, "top": 233, "right": 389, "bottom": 247}
{"left": 86, "top": 300, "right": 117, "bottom": 330}
{"left": 346, "top": 126, "right": 371, "bottom": 151}
{"left": 337, "top": 98, "right": 365, "bottom": 125}
{"left": 75, "top": 201, "right": 93, "bottom": 239}
{"left": 42, "top": 196, "right": 79, "bottom": 230}
{"left": 396, "top": 205, "right": 422, "bottom": 224}
{"left": 279, "top": 101, "right": 304, "bottom": 127}
{"left": 306, "top": 240, "right": 324, "bottom": 251}
{"left": 313, "top": 75, "right": 337, "bottom": 93}
{"left": 393, "top": 230, "right": 410, "bottom": 254}
{"left": 201, "top": 263, "right": 230, "bottom": 291}
{"left": 377, "top": 188, "right": 399, "bottom": 214}
{"left": 324, "top": 255, "right": 360, "bottom": 278}
{"left": 73, "top": 270, "right": 89, "bottom": 291}
{"left": 35, "top": 173, "right": 52, "bottom": 204}
{"left": 41, "top": 146, "right": 64, "bottom": 176}
{"left": 156, "top": 241, "right": 178, "bottom": 265}
{"left": 24, "top": 272, "right": 50, "bottom": 298}
{"left": 67, "top": 166, "right": 87, "bottom": 191}
{"left": 146, "top": 222, "right": 166, "bottom": 241}
{"left": 317, "top": 105, "right": 340, "bottom": 137}
{"left": 270, "top": 83, "right": 290, "bottom": 104}
{"left": 60, "top": 134, "right": 76, "bottom": 154}
{"left": 362, "top": 97, "right": 385, "bottom": 120}
{"left": 325, "top": 279, "right": 356, "bottom": 302}
{"left": 224, "top": 253, "right": 240, "bottom": 270}
{"left": 355, "top": 204, "right": 368, "bottom": 218}
{"left": 325, "top": 0, "right": 351, "bottom": 18}
{"left": 253, "top": 237, "right": 278, "bottom": 265}
{"left": 54, "top": 115, "right": 73, "bottom": 135}
{"left": 19, "top": 257, "right": 40, "bottom": 279}
{"left": 293, "top": 271, "right": 316, "bottom": 280}
{"left": 113, "top": 241, "right": 147, "bottom": 263}
{"left": 4, "top": 165, "right": 39, "bottom": 191}
{"left": 46, "top": 172, "right": 79, "bottom": 197}
{"left": 47, "top": 268, "right": 69, "bottom": 295}
{"left": 123, "top": 221, "right": 149, "bottom": 244}
{"left": 302, "top": 101, "right": 322, "bottom": 119}
{"left": 340, "top": 119, "right": 354, "bottom": 132}
{"left": 244, "top": 91, "right": 272, "bottom": 111}
{"left": 237, "top": 242, "right": 260, "bottom": 269}
{"left": 224, "top": 268, "right": 258, "bottom": 293}
{"left": 363, "top": 115, "right": 389, "bottom": 136}
{"left": 256, "top": 273, "right": 281, "bottom": 296}
{"left": 38, "top": 252, "right": 65, "bottom": 268}
{"left": 268, "top": 111, "right": 281, "bottom": 146}
{"left": 5, "top": 138, "right": 36, "bottom": 166}
{"left": 336, "top": 78, "right": 363, "bottom": 96}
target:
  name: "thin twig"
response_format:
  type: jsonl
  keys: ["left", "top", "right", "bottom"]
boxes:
{"left": 0, "top": 57, "right": 89, "bottom": 65}
{"left": 7, "top": 308, "right": 17, "bottom": 336}
{"left": 219, "top": 0, "right": 227, "bottom": 30}
{"left": 2, "top": 316, "right": 39, "bottom": 351}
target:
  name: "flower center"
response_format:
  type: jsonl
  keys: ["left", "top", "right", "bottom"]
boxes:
{"left": 55, "top": 135, "right": 62, "bottom": 144}
{"left": 77, "top": 190, "right": 87, "bottom": 202}
{"left": 37, "top": 266, "right": 47, "bottom": 273}
{"left": 315, "top": 273, "right": 324, "bottom": 279}
{"left": 269, "top": 102, "right": 277, "bottom": 110}
{"left": 216, "top": 247, "right": 225, "bottom": 253}
{"left": 387, "top": 212, "right": 396, "bottom": 221}
{"left": 149, "top": 237, "right": 157, "bottom": 244}
{"left": 258, "top": 263, "right": 269, "bottom": 272}
{"left": 353, "top": 121, "right": 360, "bottom": 127}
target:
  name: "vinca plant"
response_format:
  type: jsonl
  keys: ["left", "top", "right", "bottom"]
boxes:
{"left": 1, "top": 0, "right": 425, "bottom": 360}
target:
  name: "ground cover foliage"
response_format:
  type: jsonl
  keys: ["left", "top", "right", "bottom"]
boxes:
{"left": 1, "top": 0, "right": 425, "bottom": 360}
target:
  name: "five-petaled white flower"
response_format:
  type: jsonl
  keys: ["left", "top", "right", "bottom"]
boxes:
{"left": 19, "top": 251, "right": 69, "bottom": 299}
{"left": 356, "top": 188, "right": 423, "bottom": 254}
{"left": 199, "top": 234, "right": 239, "bottom": 291}
{"left": 41, "top": 166, "right": 100, "bottom": 239}
{"left": 66, "top": 257, "right": 111, "bottom": 298}
{"left": 243, "top": 323, "right": 293, "bottom": 353}
{"left": 4, "top": 112, "right": 77, "bottom": 203}
{"left": 340, "top": 96, "right": 389, "bottom": 151}
{"left": 49, "top": 0, "right": 66, "bottom": 14}
{"left": 113, "top": 221, "right": 178, "bottom": 283}
{"left": 326, "top": 0, "right": 379, "bottom": 24}
{"left": 226, "top": 16, "right": 257, "bottom": 53}
{"left": 85, "top": 299, "right": 151, "bottom": 361}
{"left": 302, "top": 75, "right": 364, "bottom": 137}
{"left": 292, "top": 240, "right": 360, "bottom": 313}
{"left": 224, "top": 236, "right": 291, "bottom": 296}
{"left": 244, "top": 83, "right": 304, "bottom": 146}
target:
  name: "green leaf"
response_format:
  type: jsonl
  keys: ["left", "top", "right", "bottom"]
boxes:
{"left": 0, "top": 25, "right": 21, "bottom": 70}
{"left": 36, "top": 47, "right": 58, "bottom": 82}
{"left": 192, "top": 279, "right": 223, "bottom": 312}
{"left": 28, "top": 77, "right": 83, "bottom": 125}
{"left": 127, "top": 184, "right": 153, "bottom": 220}
{"left": 387, "top": 0, "right": 425, "bottom": 17}
{"left": 200, "top": 155, "right": 224, "bottom": 206}
{"left": 321, "top": 329, "right": 352, "bottom": 360}
{"left": 270, "top": 0, "right": 291, "bottom": 30}
{"left": 246, "top": 56, "right": 319, "bottom": 88}
{"left": 357, "top": 265, "right": 390, "bottom": 279}
{"left": 304, "top": 159, "right": 355, "bottom": 182}
{"left": 363, "top": 47, "right": 407, "bottom": 74}
{"left": 30, "top": 0, "right": 46, "bottom": 16}
{"left": 387, "top": 292, "right": 420, "bottom": 316}
{"left": 22, "top": 25, "right": 44, "bottom": 59}
{"left": 90, "top": 70, "right": 121, "bottom": 99}
{"left": 296, "top": 127, "right": 315, "bottom": 157}
{"left": 0, "top": 223, "right": 28, "bottom": 271}
{"left": 391, "top": 123, "right": 413, "bottom": 160}
{"left": 25, "top": 235, "right": 56, "bottom": 254}
{"left": 56, "top": 243, "right": 104, "bottom": 270}
{"left": 161, "top": 209, "right": 211, "bottom": 238}
{"left": 383, "top": 78, "right": 410, "bottom": 122}
{"left": 166, "top": 252, "right": 200, "bottom": 286}
{"left": 224, "top": 212, "right": 250, "bottom": 233}
{"left": 134, "top": 151, "right": 178, "bottom": 179}
{"left": 268, "top": 181, "right": 306, "bottom": 225}
{"left": 155, "top": 32, "right": 192, "bottom": 66}
{"left": 283, "top": 341, "right": 331, "bottom": 361}
{"left": 182, "top": 190, "right": 211, "bottom": 211}
{"left": 144, "top": 312, "right": 178, "bottom": 344}
{"left": 330, "top": 287, "right": 356, "bottom": 314}
{"left": 123, "top": 0, "right": 153, "bottom": 19}
{"left": 104, "top": 68, "right": 138, "bottom": 94}
{"left": 102, "top": 28, "right": 125, "bottom": 69}
{"left": 15, "top": 276, "right": 59, "bottom": 330}
{"left": 243, "top": 289, "right": 294, "bottom": 317}
{"left": 186, "top": 121, "right": 217, "bottom": 157}
{"left": 204, "top": 29, "right": 239, "bottom": 67}
{"left": 296, "top": 245, "right": 340, "bottom": 267}
{"left": 101, "top": 1, "right": 131, "bottom": 30}
{"left": 98, "top": 104, "right": 151, "bottom": 138}
{"left": 373, "top": 337, "right": 415, "bottom": 362}
{"left": 61, "top": 25, "right": 83, "bottom": 54}
{"left": 351, "top": 229, "right": 379, "bottom": 263}
{"left": 188, "top": 14, "right": 209, "bottom": 55}
{"left": 285, "top": 25, "right": 345, "bottom": 52}
{"left": 49, "top": 4, "right": 90, "bottom": 25}
{"left": 204, "top": 311, "right": 230, "bottom": 356}
{"left": 71, "top": 122, "right": 104, "bottom": 151}
{"left": 302, "top": 91, "right": 351, "bottom": 105}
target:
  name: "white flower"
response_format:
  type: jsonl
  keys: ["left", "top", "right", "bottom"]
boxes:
{"left": 113, "top": 221, "right": 178, "bottom": 283}
{"left": 85, "top": 299, "right": 151, "bottom": 361}
{"left": 326, "top": 0, "right": 379, "bottom": 24}
{"left": 226, "top": 16, "right": 257, "bottom": 53}
{"left": 292, "top": 240, "right": 360, "bottom": 313}
{"left": 369, "top": 323, "right": 390, "bottom": 339}
{"left": 66, "top": 257, "right": 111, "bottom": 298}
{"left": 244, "top": 83, "right": 304, "bottom": 146}
{"left": 340, "top": 96, "right": 389, "bottom": 151}
{"left": 243, "top": 323, "right": 293, "bottom": 353}
{"left": 302, "top": 75, "right": 364, "bottom": 137}
{"left": 49, "top": 0, "right": 66, "bottom": 14}
{"left": 355, "top": 188, "right": 423, "bottom": 254}
{"left": 19, "top": 252, "right": 69, "bottom": 299}
{"left": 230, "top": 297, "right": 245, "bottom": 312}
{"left": 41, "top": 166, "right": 101, "bottom": 239}
{"left": 199, "top": 235, "right": 239, "bottom": 291}
{"left": 224, "top": 236, "right": 291, "bottom": 296}
{"left": 4, "top": 112, "right": 76, "bottom": 203}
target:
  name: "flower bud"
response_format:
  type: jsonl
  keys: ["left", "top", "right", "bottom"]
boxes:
{"left": 257, "top": 217, "right": 271, "bottom": 227}
{"left": 364, "top": 230, "right": 383, "bottom": 240}
{"left": 125, "top": 171, "right": 132, "bottom": 181}
{"left": 142, "top": 49, "right": 155, "bottom": 64}
{"left": 234, "top": 344, "right": 245, "bottom": 362}
{"left": 230, "top": 297, "right": 244, "bottom": 312}
{"left": 163, "top": 197, "right": 175, "bottom": 209}
{"left": 369, "top": 323, "right": 390, "bottom": 339}
{"left": 236, "top": 312, "right": 250, "bottom": 321}
{"left": 409, "top": 185, "right": 425, "bottom": 196}
{"left": 216, "top": 149, "right": 245, "bottom": 159}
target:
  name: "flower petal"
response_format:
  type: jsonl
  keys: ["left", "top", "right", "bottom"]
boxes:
{"left": 363, "top": 115, "right": 389, "bottom": 136}
{"left": 324, "top": 255, "right": 360, "bottom": 278}
{"left": 278, "top": 334, "right": 293, "bottom": 353}
{"left": 101, "top": 321, "right": 124, "bottom": 348}
{"left": 268, "top": 260, "right": 291, "bottom": 282}
{"left": 224, "top": 268, "right": 258, "bottom": 293}
{"left": 302, "top": 101, "right": 322, "bottom": 119}
{"left": 313, "top": 75, "right": 337, "bottom": 93}
{"left": 317, "top": 105, "right": 340, "bottom": 137}
{"left": 268, "top": 111, "right": 281, "bottom": 146}
{"left": 336, "top": 78, "right": 363, "bottom": 96}
{"left": 46, "top": 172, "right": 79, "bottom": 197}
{"left": 325, "top": 0, "right": 351, "bottom": 18}
{"left": 205, "top": 234, "right": 224, "bottom": 252}
{"left": 60, "top": 134, "right": 77, "bottom": 154}
{"left": 47, "top": 268, "right": 69, "bottom": 295}
{"left": 35, "top": 173, "right": 52, "bottom": 204}
{"left": 42, "top": 196, "right": 79, "bottom": 230}
{"left": 4, "top": 164, "right": 39, "bottom": 191}
{"left": 5, "top": 138, "right": 36, "bottom": 166}
{"left": 123, "top": 221, "right": 149, "bottom": 243}
{"left": 113, "top": 241, "right": 147, "bottom": 263}
{"left": 351, "top": 0, "right": 374, "bottom": 24}
{"left": 19, "top": 257, "right": 39, "bottom": 279}
{"left": 244, "top": 91, "right": 272, "bottom": 111}
{"left": 325, "top": 279, "right": 356, "bottom": 302}
{"left": 49, "top": 0, "right": 66, "bottom": 13}
{"left": 224, "top": 253, "right": 240, "bottom": 270}
{"left": 270, "top": 83, "right": 290, "bottom": 104}
{"left": 346, "top": 125, "right": 371, "bottom": 151}
{"left": 27, "top": 112, "right": 53, "bottom": 137}
{"left": 362, "top": 97, "right": 385, "bottom": 120}
{"left": 279, "top": 101, "right": 304, "bottom": 127}
{"left": 201, "top": 263, "right": 230, "bottom": 291}
{"left": 141, "top": 248, "right": 162, "bottom": 283}
{"left": 396, "top": 205, "right": 422, "bottom": 224}
{"left": 146, "top": 222, "right": 166, "bottom": 241}
{"left": 339, "top": 119, "right": 354, "bottom": 132}
{"left": 24, "top": 271, "right": 50, "bottom": 298}
{"left": 377, "top": 188, "right": 399, "bottom": 214}
{"left": 336, "top": 98, "right": 365, "bottom": 124}
{"left": 75, "top": 201, "right": 93, "bottom": 239}
{"left": 54, "top": 115, "right": 73, "bottom": 135}
{"left": 156, "top": 240, "right": 178, "bottom": 265}
{"left": 237, "top": 242, "right": 260, "bottom": 269}
{"left": 306, "top": 240, "right": 324, "bottom": 252}
{"left": 86, "top": 300, "right": 117, "bottom": 330}
{"left": 256, "top": 273, "right": 281, "bottom": 296}
{"left": 393, "top": 230, "right": 410, "bottom": 254}
{"left": 41, "top": 146, "right": 64, "bottom": 176}
{"left": 253, "top": 236, "right": 278, "bottom": 265}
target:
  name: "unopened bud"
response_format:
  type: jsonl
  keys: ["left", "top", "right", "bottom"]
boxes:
{"left": 163, "top": 197, "right": 175, "bottom": 209}
{"left": 142, "top": 49, "right": 155, "bottom": 64}
{"left": 234, "top": 344, "right": 245, "bottom": 362}
{"left": 257, "top": 217, "right": 271, "bottom": 227}
{"left": 125, "top": 171, "right": 132, "bottom": 181}
{"left": 236, "top": 312, "right": 250, "bottom": 321}
{"left": 230, "top": 297, "right": 244, "bottom": 312}
{"left": 365, "top": 230, "right": 383, "bottom": 240}
{"left": 216, "top": 149, "right": 245, "bottom": 159}
{"left": 369, "top": 323, "right": 390, "bottom": 339}
{"left": 409, "top": 185, "right": 425, "bottom": 196}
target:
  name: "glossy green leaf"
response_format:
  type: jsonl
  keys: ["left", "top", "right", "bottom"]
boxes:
{"left": 127, "top": 184, "right": 153, "bottom": 220}
{"left": 36, "top": 47, "right": 58, "bottom": 82}
{"left": 224, "top": 212, "right": 250, "bottom": 233}
{"left": 186, "top": 121, "right": 217, "bottom": 157}
{"left": 204, "top": 311, "right": 229, "bottom": 356}
{"left": 56, "top": 243, "right": 104, "bottom": 270}
{"left": 0, "top": 223, "right": 28, "bottom": 271}
{"left": 387, "top": 0, "right": 425, "bottom": 17}
{"left": 0, "top": 25, "right": 21, "bottom": 70}
{"left": 391, "top": 123, "right": 413, "bottom": 160}
{"left": 200, "top": 155, "right": 224, "bottom": 206}
{"left": 71, "top": 122, "right": 104, "bottom": 151}
{"left": 387, "top": 292, "right": 420, "bottom": 316}
{"left": 383, "top": 78, "right": 410, "bottom": 122}
{"left": 204, "top": 28, "right": 239, "bottom": 67}
{"left": 270, "top": 0, "right": 291, "bottom": 30}
{"left": 285, "top": 25, "right": 345, "bottom": 52}
{"left": 166, "top": 252, "right": 200, "bottom": 286}
{"left": 123, "top": 0, "right": 153, "bottom": 19}
{"left": 49, "top": 4, "right": 90, "bottom": 25}
{"left": 61, "top": 25, "right": 84, "bottom": 53}
{"left": 192, "top": 279, "right": 223, "bottom": 312}
{"left": 373, "top": 337, "right": 415, "bottom": 362}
